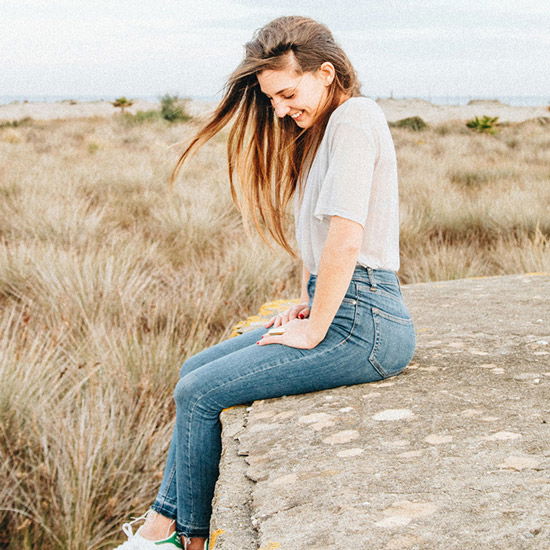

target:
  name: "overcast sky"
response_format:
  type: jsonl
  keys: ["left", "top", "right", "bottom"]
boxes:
{"left": 1, "top": 0, "right": 548, "bottom": 100}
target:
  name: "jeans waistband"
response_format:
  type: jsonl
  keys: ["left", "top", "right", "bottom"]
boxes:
{"left": 309, "top": 263, "right": 400, "bottom": 287}
{"left": 352, "top": 263, "right": 400, "bottom": 287}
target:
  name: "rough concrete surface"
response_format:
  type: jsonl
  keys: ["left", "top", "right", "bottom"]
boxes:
{"left": 210, "top": 274, "right": 549, "bottom": 549}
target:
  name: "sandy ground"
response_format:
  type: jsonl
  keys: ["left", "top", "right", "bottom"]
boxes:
{"left": 0, "top": 97, "right": 548, "bottom": 124}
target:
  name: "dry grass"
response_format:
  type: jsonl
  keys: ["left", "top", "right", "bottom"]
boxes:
{"left": 0, "top": 113, "right": 548, "bottom": 548}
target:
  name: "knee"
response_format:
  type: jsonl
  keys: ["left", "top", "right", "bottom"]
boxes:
{"left": 173, "top": 374, "right": 218, "bottom": 413}
{"left": 173, "top": 375, "right": 194, "bottom": 407}
{"left": 178, "top": 354, "right": 203, "bottom": 378}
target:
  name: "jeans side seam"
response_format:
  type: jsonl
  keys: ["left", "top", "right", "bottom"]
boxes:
{"left": 155, "top": 462, "right": 177, "bottom": 508}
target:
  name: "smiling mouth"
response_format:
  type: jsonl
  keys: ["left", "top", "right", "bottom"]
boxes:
{"left": 290, "top": 110, "right": 304, "bottom": 120}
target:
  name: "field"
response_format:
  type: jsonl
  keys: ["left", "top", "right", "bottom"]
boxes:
{"left": 0, "top": 112, "right": 548, "bottom": 548}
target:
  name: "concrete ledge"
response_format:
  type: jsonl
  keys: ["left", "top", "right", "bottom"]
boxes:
{"left": 211, "top": 274, "right": 550, "bottom": 549}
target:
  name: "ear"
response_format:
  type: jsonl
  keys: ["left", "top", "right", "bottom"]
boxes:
{"left": 317, "top": 61, "right": 336, "bottom": 86}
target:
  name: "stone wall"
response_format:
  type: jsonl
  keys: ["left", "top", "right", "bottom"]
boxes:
{"left": 210, "top": 273, "right": 549, "bottom": 549}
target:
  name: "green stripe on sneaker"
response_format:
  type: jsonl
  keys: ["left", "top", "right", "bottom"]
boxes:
{"left": 154, "top": 530, "right": 183, "bottom": 548}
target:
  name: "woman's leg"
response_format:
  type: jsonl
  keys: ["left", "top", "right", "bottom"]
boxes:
{"left": 146, "top": 327, "right": 268, "bottom": 533}
{"left": 147, "top": 266, "right": 415, "bottom": 542}
{"left": 169, "top": 296, "right": 390, "bottom": 538}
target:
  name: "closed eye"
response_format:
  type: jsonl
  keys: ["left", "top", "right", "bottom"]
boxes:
{"left": 266, "top": 91, "right": 296, "bottom": 102}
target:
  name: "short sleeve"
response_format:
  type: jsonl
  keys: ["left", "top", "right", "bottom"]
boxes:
{"left": 313, "top": 120, "right": 377, "bottom": 228}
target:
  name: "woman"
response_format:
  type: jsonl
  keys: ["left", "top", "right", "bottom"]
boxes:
{"left": 114, "top": 15, "right": 416, "bottom": 550}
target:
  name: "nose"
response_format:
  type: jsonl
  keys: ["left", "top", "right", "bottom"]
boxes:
{"left": 271, "top": 98, "right": 290, "bottom": 118}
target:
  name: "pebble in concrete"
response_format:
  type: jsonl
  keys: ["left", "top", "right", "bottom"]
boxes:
{"left": 461, "top": 408, "right": 483, "bottom": 417}
{"left": 298, "top": 412, "right": 333, "bottom": 424}
{"left": 484, "top": 431, "right": 522, "bottom": 441}
{"left": 322, "top": 429, "right": 360, "bottom": 445}
{"left": 269, "top": 473, "right": 298, "bottom": 487}
{"left": 362, "top": 392, "right": 382, "bottom": 399}
{"left": 272, "top": 410, "right": 295, "bottom": 420}
{"left": 385, "top": 439, "right": 410, "bottom": 447}
{"left": 309, "top": 419, "right": 336, "bottom": 431}
{"left": 398, "top": 450, "right": 423, "bottom": 458}
{"left": 372, "top": 408, "right": 414, "bottom": 421}
{"left": 253, "top": 410, "right": 275, "bottom": 420}
{"left": 385, "top": 534, "right": 427, "bottom": 549}
{"left": 424, "top": 434, "right": 453, "bottom": 444}
{"left": 375, "top": 500, "right": 438, "bottom": 528}
{"left": 297, "top": 412, "right": 336, "bottom": 430}
{"left": 336, "top": 447, "right": 364, "bottom": 457}
{"left": 498, "top": 455, "right": 542, "bottom": 470}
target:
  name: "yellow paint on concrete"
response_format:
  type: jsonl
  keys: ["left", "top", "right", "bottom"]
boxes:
{"left": 221, "top": 404, "right": 247, "bottom": 412}
{"left": 229, "top": 299, "right": 298, "bottom": 338}
{"left": 208, "top": 528, "right": 225, "bottom": 549}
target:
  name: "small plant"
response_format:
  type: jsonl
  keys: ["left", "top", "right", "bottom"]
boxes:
{"left": 389, "top": 116, "right": 428, "bottom": 131}
{"left": 466, "top": 115, "right": 499, "bottom": 134}
{"left": 160, "top": 94, "right": 191, "bottom": 122}
{"left": 121, "top": 109, "right": 162, "bottom": 126}
{"left": 112, "top": 96, "right": 134, "bottom": 114}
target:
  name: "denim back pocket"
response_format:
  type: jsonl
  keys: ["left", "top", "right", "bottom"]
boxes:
{"left": 369, "top": 307, "right": 416, "bottom": 379}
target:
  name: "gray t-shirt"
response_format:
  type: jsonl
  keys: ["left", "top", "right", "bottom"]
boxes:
{"left": 293, "top": 97, "right": 400, "bottom": 275}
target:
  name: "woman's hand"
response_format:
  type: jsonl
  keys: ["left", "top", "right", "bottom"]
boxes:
{"left": 263, "top": 302, "right": 310, "bottom": 329}
{"left": 257, "top": 318, "right": 324, "bottom": 349}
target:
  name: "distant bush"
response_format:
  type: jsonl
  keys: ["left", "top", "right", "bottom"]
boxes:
{"left": 466, "top": 115, "right": 499, "bottom": 134}
{"left": 121, "top": 109, "right": 163, "bottom": 126}
{"left": 160, "top": 94, "right": 191, "bottom": 122}
{"left": 390, "top": 116, "right": 428, "bottom": 131}
{"left": 0, "top": 116, "right": 33, "bottom": 129}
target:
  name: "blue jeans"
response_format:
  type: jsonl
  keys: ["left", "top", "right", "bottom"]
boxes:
{"left": 150, "top": 264, "right": 416, "bottom": 538}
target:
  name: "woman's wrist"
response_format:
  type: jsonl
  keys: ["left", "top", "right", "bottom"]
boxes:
{"left": 305, "top": 321, "right": 328, "bottom": 345}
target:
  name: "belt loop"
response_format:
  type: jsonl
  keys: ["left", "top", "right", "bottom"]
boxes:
{"left": 366, "top": 266, "right": 377, "bottom": 291}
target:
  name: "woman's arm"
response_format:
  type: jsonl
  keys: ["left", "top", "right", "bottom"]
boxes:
{"left": 258, "top": 215, "right": 363, "bottom": 349}
{"left": 306, "top": 215, "right": 363, "bottom": 344}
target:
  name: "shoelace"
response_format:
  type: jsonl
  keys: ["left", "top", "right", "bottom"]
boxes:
{"left": 121, "top": 510, "right": 154, "bottom": 538}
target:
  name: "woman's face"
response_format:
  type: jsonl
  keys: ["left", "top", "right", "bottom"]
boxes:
{"left": 257, "top": 61, "right": 336, "bottom": 129}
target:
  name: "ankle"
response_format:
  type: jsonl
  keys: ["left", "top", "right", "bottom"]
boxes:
{"left": 182, "top": 536, "right": 207, "bottom": 550}
{"left": 139, "top": 510, "right": 176, "bottom": 540}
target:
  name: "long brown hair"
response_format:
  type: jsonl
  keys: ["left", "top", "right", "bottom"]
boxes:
{"left": 170, "top": 16, "right": 362, "bottom": 257}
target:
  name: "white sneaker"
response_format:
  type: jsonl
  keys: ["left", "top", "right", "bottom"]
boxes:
{"left": 113, "top": 510, "right": 183, "bottom": 549}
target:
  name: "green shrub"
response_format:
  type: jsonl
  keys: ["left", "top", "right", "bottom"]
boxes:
{"left": 390, "top": 116, "right": 428, "bottom": 131}
{"left": 120, "top": 110, "right": 162, "bottom": 126}
{"left": 466, "top": 115, "right": 499, "bottom": 134}
{"left": 0, "top": 117, "right": 33, "bottom": 129}
{"left": 160, "top": 94, "right": 191, "bottom": 123}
